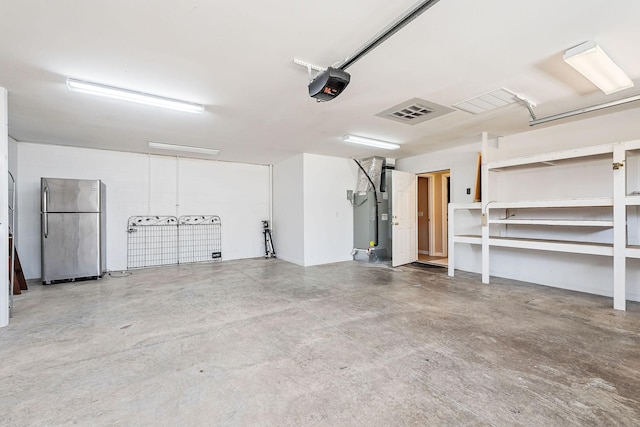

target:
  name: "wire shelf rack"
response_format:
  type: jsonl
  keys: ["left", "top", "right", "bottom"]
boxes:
{"left": 126, "top": 215, "right": 222, "bottom": 269}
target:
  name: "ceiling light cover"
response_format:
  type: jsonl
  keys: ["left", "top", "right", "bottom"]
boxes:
{"left": 453, "top": 88, "right": 534, "bottom": 115}
{"left": 67, "top": 78, "right": 204, "bottom": 113}
{"left": 563, "top": 41, "right": 634, "bottom": 95}
{"left": 148, "top": 141, "right": 219, "bottom": 155}
{"left": 343, "top": 135, "right": 400, "bottom": 150}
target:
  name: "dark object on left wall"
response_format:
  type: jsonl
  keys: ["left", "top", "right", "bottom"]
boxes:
{"left": 9, "top": 234, "right": 27, "bottom": 295}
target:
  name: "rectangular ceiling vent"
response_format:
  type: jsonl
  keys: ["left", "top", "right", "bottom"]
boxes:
{"left": 376, "top": 98, "right": 454, "bottom": 125}
{"left": 453, "top": 88, "right": 533, "bottom": 115}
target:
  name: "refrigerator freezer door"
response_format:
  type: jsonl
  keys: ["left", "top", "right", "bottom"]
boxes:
{"left": 42, "top": 212, "right": 103, "bottom": 283}
{"left": 42, "top": 178, "right": 102, "bottom": 213}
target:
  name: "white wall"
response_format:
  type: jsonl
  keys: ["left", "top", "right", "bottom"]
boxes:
{"left": 17, "top": 142, "right": 270, "bottom": 279}
{"left": 272, "top": 154, "right": 305, "bottom": 265}
{"left": 8, "top": 137, "right": 17, "bottom": 177}
{"left": 487, "top": 108, "right": 640, "bottom": 162}
{"left": 1, "top": 88, "right": 8, "bottom": 327}
{"left": 398, "top": 142, "right": 480, "bottom": 205}
{"left": 177, "top": 158, "right": 270, "bottom": 261}
{"left": 273, "top": 153, "right": 357, "bottom": 267}
{"left": 397, "top": 141, "right": 482, "bottom": 273}
{"left": 8, "top": 137, "right": 18, "bottom": 247}
{"left": 303, "top": 154, "right": 357, "bottom": 266}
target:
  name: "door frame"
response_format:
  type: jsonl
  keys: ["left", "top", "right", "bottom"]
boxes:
{"left": 417, "top": 174, "right": 435, "bottom": 256}
{"left": 441, "top": 172, "right": 450, "bottom": 257}
{"left": 417, "top": 169, "right": 450, "bottom": 259}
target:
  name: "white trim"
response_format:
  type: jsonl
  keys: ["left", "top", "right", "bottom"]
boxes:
{"left": 1, "top": 87, "right": 8, "bottom": 327}
{"left": 613, "top": 143, "right": 626, "bottom": 310}
{"left": 441, "top": 172, "right": 450, "bottom": 257}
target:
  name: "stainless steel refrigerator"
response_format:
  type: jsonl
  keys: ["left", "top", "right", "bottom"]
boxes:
{"left": 41, "top": 178, "right": 106, "bottom": 284}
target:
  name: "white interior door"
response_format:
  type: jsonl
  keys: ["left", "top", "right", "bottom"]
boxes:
{"left": 392, "top": 170, "right": 417, "bottom": 267}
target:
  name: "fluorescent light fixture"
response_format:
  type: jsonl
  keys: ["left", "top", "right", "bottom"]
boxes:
{"left": 67, "top": 78, "right": 204, "bottom": 113}
{"left": 148, "top": 141, "right": 219, "bottom": 155}
{"left": 563, "top": 41, "right": 634, "bottom": 95}
{"left": 343, "top": 135, "right": 400, "bottom": 150}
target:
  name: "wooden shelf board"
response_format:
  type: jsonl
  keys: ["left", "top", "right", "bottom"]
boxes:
{"left": 488, "top": 236, "right": 613, "bottom": 256}
{"left": 626, "top": 196, "right": 640, "bottom": 206}
{"left": 626, "top": 246, "right": 640, "bottom": 259}
{"left": 624, "top": 139, "right": 640, "bottom": 151}
{"left": 450, "top": 203, "right": 482, "bottom": 210}
{"left": 487, "top": 144, "right": 613, "bottom": 170}
{"left": 487, "top": 198, "right": 613, "bottom": 209}
{"left": 488, "top": 219, "right": 613, "bottom": 227}
{"left": 453, "top": 234, "right": 482, "bottom": 244}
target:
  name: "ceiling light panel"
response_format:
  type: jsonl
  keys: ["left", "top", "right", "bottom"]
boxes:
{"left": 148, "top": 141, "right": 219, "bottom": 155}
{"left": 343, "top": 135, "right": 400, "bottom": 150}
{"left": 67, "top": 78, "right": 204, "bottom": 113}
{"left": 453, "top": 88, "right": 531, "bottom": 115}
{"left": 563, "top": 41, "right": 634, "bottom": 95}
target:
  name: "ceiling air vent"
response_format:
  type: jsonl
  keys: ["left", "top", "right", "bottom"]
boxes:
{"left": 376, "top": 98, "right": 454, "bottom": 125}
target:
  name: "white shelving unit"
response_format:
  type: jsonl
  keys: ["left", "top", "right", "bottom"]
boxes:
{"left": 448, "top": 139, "right": 640, "bottom": 311}
{"left": 447, "top": 202, "right": 481, "bottom": 277}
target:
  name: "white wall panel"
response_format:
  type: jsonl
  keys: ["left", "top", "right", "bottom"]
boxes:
{"left": 303, "top": 154, "right": 357, "bottom": 266}
{"left": 0, "top": 88, "right": 8, "bottom": 327}
{"left": 487, "top": 108, "right": 640, "bottom": 162}
{"left": 149, "top": 156, "right": 178, "bottom": 216}
{"left": 177, "top": 158, "right": 269, "bottom": 260}
{"left": 272, "top": 154, "right": 304, "bottom": 265}
{"left": 8, "top": 137, "right": 18, "bottom": 245}
{"left": 17, "top": 143, "right": 269, "bottom": 278}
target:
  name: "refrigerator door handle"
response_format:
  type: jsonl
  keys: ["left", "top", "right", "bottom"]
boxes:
{"left": 43, "top": 186, "right": 49, "bottom": 238}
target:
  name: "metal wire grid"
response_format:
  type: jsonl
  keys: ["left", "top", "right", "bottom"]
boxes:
{"left": 126, "top": 215, "right": 222, "bottom": 269}
{"left": 178, "top": 215, "right": 222, "bottom": 264}
{"left": 127, "top": 216, "right": 179, "bottom": 269}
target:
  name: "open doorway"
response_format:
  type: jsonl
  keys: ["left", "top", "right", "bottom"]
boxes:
{"left": 417, "top": 170, "right": 450, "bottom": 267}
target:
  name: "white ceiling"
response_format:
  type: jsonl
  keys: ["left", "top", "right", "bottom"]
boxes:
{"left": 2, "top": 0, "right": 640, "bottom": 165}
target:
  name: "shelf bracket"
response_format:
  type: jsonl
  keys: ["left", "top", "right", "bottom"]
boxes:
{"left": 613, "top": 161, "right": 625, "bottom": 170}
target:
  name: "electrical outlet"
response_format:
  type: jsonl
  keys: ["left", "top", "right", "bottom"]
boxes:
{"left": 466, "top": 188, "right": 471, "bottom": 195}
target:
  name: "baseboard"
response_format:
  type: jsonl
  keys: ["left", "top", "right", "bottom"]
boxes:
{"left": 274, "top": 254, "right": 304, "bottom": 266}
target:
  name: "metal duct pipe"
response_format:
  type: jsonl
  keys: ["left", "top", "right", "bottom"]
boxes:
{"left": 530, "top": 94, "right": 640, "bottom": 126}
{"left": 336, "top": 0, "right": 441, "bottom": 71}
{"left": 353, "top": 159, "right": 380, "bottom": 247}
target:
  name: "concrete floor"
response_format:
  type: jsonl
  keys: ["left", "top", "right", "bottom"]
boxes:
{"left": 2, "top": 259, "right": 640, "bottom": 426}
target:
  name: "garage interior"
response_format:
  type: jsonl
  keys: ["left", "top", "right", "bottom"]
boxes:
{"left": 2, "top": 1, "right": 640, "bottom": 425}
